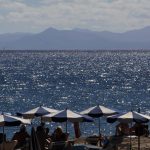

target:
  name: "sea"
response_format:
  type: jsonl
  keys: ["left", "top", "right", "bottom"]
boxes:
{"left": 0, "top": 50, "right": 150, "bottom": 139}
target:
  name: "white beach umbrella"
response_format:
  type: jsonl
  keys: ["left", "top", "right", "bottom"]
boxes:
{"left": 0, "top": 113, "right": 31, "bottom": 150}
{"left": 17, "top": 106, "right": 58, "bottom": 119}
{"left": 80, "top": 105, "right": 117, "bottom": 117}
{"left": 107, "top": 111, "right": 150, "bottom": 150}
{"left": 81, "top": 105, "right": 118, "bottom": 135}
{"left": 0, "top": 114, "right": 31, "bottom": 126}
{"left": 107, "top": 111, "right": 150, "bottom": 124}
{"left": 42, "top": 108, "right": 93, "bottom": 132}
{"left": 42, "top": 109, "right": 93, "bottom": 122}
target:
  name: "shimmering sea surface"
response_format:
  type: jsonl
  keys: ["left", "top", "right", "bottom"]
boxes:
{"left": 0, "top": 50, "right": 150, "bottom": 138}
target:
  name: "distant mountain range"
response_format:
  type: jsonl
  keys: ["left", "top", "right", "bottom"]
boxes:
{"left": 1, "top": 26, "right": 150, "bottom": 50}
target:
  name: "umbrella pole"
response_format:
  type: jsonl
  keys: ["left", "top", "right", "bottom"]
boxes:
{"left": 2, "top": 126, "right": 5, "bottom": 150}
{"left": 138, "top": 124, "right": 140, "bottom": 150}
{"left": 138, "top": 135, "right": 140, "bottom": 150}
{"left": 98, "top": 118, "right": 102, "bottom": 147}
{"left": 66, "top": 121, "right": 68, "bottom": 133}
{"left": 40, "top": 116, "right": 42, "bottom": 123}
{"left": 138, "top": 108, "right": 140, "bottom": 150}
{"left": 98, "top": 118, "right": 101, "bottom": 135}
{"left": 130, "top": 123, "right": 132, "bottom": 150}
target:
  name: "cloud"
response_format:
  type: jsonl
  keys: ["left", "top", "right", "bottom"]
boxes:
{"left": 0, "top": 0, "right": 150, "bottom": 33}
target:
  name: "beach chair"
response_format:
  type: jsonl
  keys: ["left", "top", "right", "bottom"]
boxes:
{"left": 0, "top": 140, "right": 17, "bottom": 150}
{"left": 48, "top": 141, "right": 70, "bottom": 150}
{"left": 85, "top": 136, "right": 100, "bottom": 146}
{"left": 85, "top": 144, "right": 103, "bottom": 149}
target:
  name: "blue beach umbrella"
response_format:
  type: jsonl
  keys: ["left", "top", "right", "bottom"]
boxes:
{"left": 107, "top": 111, "right": 150, "bottom": 150}
{"left": 81, "top": 105, "right": 118, "bottom": 135}
{"left": 0, "top": 113, "right": 31, "bottom": 150}
{"left": 17, "top": 106, "right": 59, "bottom": 119}
{"left": 42, "top": 108, "right": 93, "bottom": 133}
{"left": 107, "top": 111, "right": 150, "bottom": 124}
{"left": 0, "top": 113, "right": 31, "bottom": 126}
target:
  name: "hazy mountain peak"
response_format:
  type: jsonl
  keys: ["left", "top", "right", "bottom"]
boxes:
{"left": 72, "top": 28, "right": 93, "bottom": 32}
{"left": 1, "top": 26, "right": 150, "bottom": 50}
{"left": 40, "top": 27, "right": 58, "bottom": 33}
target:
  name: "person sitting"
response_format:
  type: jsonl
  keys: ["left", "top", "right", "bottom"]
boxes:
{"left": 131, "top": 123, "right": 149, "bottom": 137}
{"left": 50, "top": 127, "right": 70, "bottom": 150}
{"left": 86, "top": 134, "right": 101, "bottom": 146}
{"left": 36, "top": 125, "right": 51, "bottom": 150}
{"left": 12, "top": 125, "right": 30, "bottom": 149}
{"left": 51, "top": 126, "right": 68, "bottom": 142}
{"left": 115, "top": 123, "right": 130, "bottom": 136}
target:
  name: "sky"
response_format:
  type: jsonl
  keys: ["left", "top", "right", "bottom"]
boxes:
{"left": 0, "top": 0, "right": 150, "bottom": 34}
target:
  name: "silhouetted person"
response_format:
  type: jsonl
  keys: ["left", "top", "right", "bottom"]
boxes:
{"left": 12, "top": 125, "right": 30, "bottom": 149}
{"left": 36, "top": 124, "right": 51, "bottom": 150}
{"left": 115, "top": 123, "right": 130, "bottom": 136}
{"left": 51, "top": 126, "right": 68, "bottom": 142}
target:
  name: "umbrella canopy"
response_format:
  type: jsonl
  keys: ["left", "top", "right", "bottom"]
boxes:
{"left": 80, "top": 105, "right": 117, "bottom": 117}
{"left": 0, "top": 113, "right": 31, "bottom": 150}
{"left": 107, "top": 111, "right": 150, "bottom": 150}
{"left": 0, "top": 114, "right": 31, "bottom": 126}
{"left": 81, "top": 105, "right": 118, "bottom": 136}
{"left": 42, "top": 109, "right": 93, "bottom": 123}
{"left": 107, "top": 111, "right": 150, "bottom": 124}
{"left": 17, "top": 106, "right": 58, "bottom": 119}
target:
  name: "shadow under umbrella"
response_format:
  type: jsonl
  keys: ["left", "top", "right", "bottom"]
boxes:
{"left": 107, "top": 111, "right": 150, "bottom": 150}
{"left": 17, "top": 105, "right": 59, "bottom": 122}
{"left": 0, "top": 112, "right": 31, "bottom": 150}
{"left": 80, "top": 105, "right": 118, "bottom": 136}
{"left": 42, "top": 108, "right": 93, "bottom": 134}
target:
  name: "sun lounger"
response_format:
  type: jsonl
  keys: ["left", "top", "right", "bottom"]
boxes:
{"left": 85, "top": 135, "right": 110, "bottom": 149}
{"left": 86, "top": 144, "right": 103, "bottom": 149}
{"left": 48, "top": 141, "right": 71, "bottom": 150}
{"left": 85, "top": 136, "right": 100, "bottom": 146}
{"left": 0, "top": 140, "right": 17, "bottom": 150}
{"left": 72, "top": 144, "right": 103, "bottom": 150}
